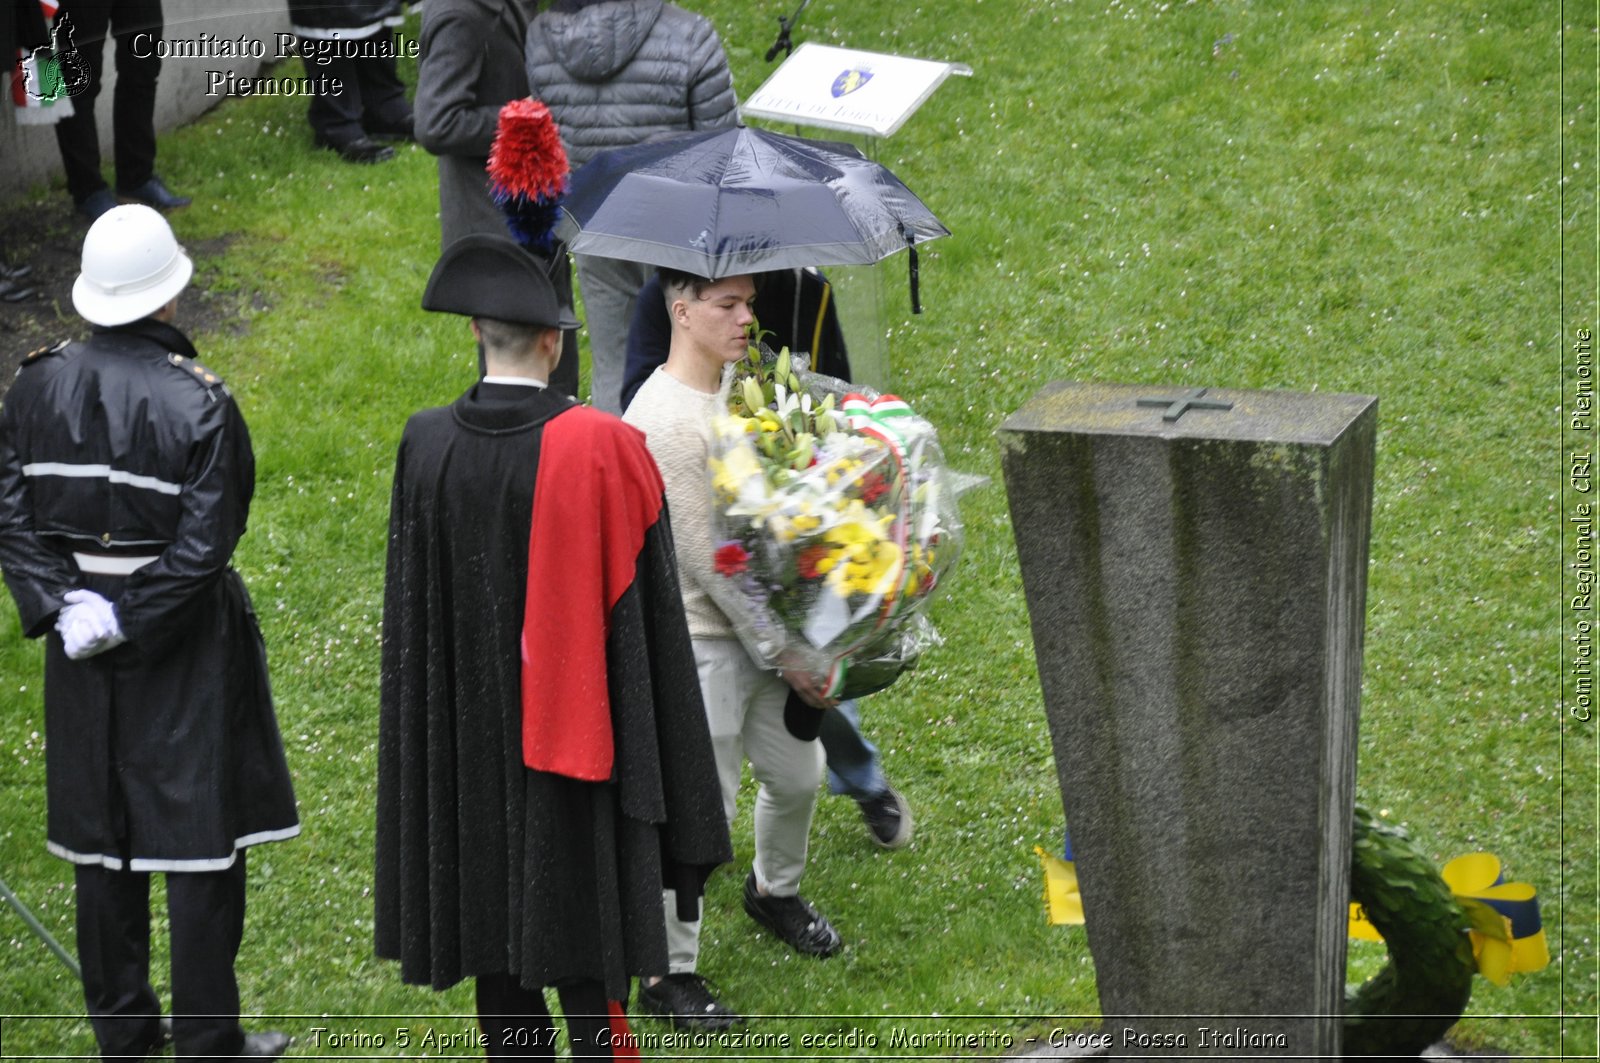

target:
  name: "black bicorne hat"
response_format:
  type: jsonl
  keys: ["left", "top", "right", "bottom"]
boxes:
{"left": 421, "top": 234, "right": 580, "bottom": 330}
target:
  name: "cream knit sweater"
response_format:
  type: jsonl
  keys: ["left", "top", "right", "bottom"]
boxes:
{"left": 623, "top": 367, "right": 737, "bottom": 641}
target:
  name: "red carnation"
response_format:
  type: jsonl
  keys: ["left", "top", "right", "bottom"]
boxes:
{"left": 797, "top": 545, "right": 830, "bottom": 580}
{"left": 714, "top": 542, "right": 751, "bottom": 576}
{"left": 859, "top": 470, "right": 890, "bottom": 505}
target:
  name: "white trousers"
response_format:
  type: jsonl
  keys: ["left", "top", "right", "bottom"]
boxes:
{"left": 664, "top": 638, "right": 824, "bottom": 972}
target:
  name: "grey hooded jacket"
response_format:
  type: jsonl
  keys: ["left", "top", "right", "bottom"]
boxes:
{"left": 524, "top": 0, "right": 738, "bottom": 168}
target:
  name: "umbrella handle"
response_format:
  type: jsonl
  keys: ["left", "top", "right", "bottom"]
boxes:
{"left": 901, "top": 223, "right": 923, "bottom": 316}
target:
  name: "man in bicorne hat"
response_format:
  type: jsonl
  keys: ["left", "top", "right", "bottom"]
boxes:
{"left": 373, "top": 233, "right": 730, "bottom": 1060}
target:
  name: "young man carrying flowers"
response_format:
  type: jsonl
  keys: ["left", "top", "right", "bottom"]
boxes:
{"left": 623, "top": 270, "right": 842, "bottom": 1031}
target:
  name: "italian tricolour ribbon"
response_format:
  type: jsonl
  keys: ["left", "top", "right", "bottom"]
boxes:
{"left": 817, "top": 394, "right": 923, "bottom": 696}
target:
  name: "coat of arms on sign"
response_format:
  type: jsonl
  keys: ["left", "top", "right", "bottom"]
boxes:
{"left": 831, "top": 67, "right": 873, "bottom": 97}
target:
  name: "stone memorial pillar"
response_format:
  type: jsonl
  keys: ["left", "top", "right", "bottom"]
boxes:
{"left": 998, "top": 383, "right": 1378, "bottom": 1060}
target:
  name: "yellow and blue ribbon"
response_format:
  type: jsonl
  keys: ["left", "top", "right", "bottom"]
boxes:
{"left": 1035, "top": 845, "right": 1085, "bottom": 926}
{"left": 1038, "top": 839, "right": 1545, "bottom": 983}
{"left": 1348, "top": 852, "right": 1547, "bottom": 986}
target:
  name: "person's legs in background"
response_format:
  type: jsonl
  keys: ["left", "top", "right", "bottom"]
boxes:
{"left": 819, "top": 700, "right": 913, "bottom": 849}
{"left": 51, "top": 0, "right": 115, "bottom": 214}
{"left": 573, "top": 255, "right": 652, "bottom": 415}
{"left": 355, "top": 27, "right": 412, "bottom": 141}
{"left": 52, "top": 0, "right": 187, "bottom": 217}
{"left": 106, "top": 0, "right": 161, "bottom": 197}
{"left": 299, "top": 30, "right": 396, "bottom": 163}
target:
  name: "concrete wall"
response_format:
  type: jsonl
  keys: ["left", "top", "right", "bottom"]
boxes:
{"left": 0, "top": 1, "right": 291, "bottom": 199}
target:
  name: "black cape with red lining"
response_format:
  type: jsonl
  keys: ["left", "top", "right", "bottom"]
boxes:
{"left": 374, "top": 382, "right": 730, "bottom": 996}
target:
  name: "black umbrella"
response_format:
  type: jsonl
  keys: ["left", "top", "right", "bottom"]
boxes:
{"left": 555, "top": 126, "right": 949, "bottom": 311}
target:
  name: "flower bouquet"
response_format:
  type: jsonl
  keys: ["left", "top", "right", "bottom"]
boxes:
{"left": 704, "top": 344, "right": 964, "bottom": 698}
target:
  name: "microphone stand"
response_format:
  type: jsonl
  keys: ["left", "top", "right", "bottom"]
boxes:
{"left": 765, "top": 0, "right": 813, "bottom": 62}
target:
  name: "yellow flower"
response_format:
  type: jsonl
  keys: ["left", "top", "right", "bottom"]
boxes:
{"left": 710, "top": 447, "right": 763, "bottom": 502}
{"left": 857, "top": 541, "right": 905, "bottom": 596}
{"left": 821, "top": 534, "right": 904, "bottom": 599}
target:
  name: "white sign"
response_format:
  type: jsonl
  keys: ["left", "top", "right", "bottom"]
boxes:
{"left": 741, "top": 43, "right": 970, "bottom": 139}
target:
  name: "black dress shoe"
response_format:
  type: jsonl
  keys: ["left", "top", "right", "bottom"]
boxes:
{"left": 365, "top": 115, "right": 414, "bottom": 142}
{"left": 316, "top": 135, "right": 396, "bottom": 164}
{"left": 0, "top": 261, "right": 33, "bottom": 282}
{"left": 77, "top": 187, "right": 119, "bottom": 220}
{"left": 241, "top": 1030, "right": 292, "bottom": 1057}
{"left": 139, "top": 1017, "right": 173, "bottom": 1059}
{"left": 0, "top": 278, "right": 35, "bottom": 302}
{"left": 117, "top": 176, "right": 192, "bottom": 210}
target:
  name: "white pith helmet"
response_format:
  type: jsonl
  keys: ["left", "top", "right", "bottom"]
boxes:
{"left": 72, "top": 204, "right": 194, "bottom": 326}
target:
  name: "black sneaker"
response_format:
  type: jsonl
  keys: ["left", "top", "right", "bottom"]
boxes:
{"left": 742, "top": 872, "right": 841, "bottom": 957}
{"left": 857, "top": 786, "right": 913, "bottom": 849}
{"left": 638, "top": 973, "right": 742, "bottom": 1031}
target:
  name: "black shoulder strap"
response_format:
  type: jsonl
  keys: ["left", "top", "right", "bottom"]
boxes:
{"left": 20, "top": 339, "right": 70, "bottom": 366}
{"left": 164, "top": 351, "right": 232, "bottom": 400}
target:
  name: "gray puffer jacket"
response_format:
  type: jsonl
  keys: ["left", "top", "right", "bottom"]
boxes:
{"left": 525, "top": 0, "right": 738, "bottom": 168}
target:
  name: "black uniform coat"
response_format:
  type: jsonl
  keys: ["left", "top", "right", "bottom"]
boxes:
{"left": 374, "top": 382, "right": 730, "bottom": 997}
{"left": 0, "top": 321, "right": 299, "bottom": 870}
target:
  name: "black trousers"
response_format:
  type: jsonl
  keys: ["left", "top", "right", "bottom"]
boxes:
{"left": 51, "top": 0, "right": 163, "bottom": 203}
{"left": 475, "top": 974, "right": 615, "bottom": 1060}
{"left": 298, "top": 26, "right": 411, "bottom": 147}
{"left": 74, "top": 854, "right": 247, "bottom": 1062}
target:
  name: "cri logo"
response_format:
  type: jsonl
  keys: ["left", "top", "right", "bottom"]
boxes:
{"left": 830, "top": 67, "right": 873, "bottom": 98}
{"left": 24, "top": 12, "right": 91, "bottom": 102}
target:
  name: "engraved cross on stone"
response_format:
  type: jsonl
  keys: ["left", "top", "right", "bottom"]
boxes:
{"left": 1137, "top": 386, "right": 1235, "bottom": 423}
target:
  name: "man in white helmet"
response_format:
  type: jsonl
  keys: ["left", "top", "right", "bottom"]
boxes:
{"left": 0, "top": 205, "right": 298, "bottom": 1060}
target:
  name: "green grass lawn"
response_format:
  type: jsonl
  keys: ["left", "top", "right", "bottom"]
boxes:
{"left": 1, "top": 0, "right": 1592, "bottom": 1058}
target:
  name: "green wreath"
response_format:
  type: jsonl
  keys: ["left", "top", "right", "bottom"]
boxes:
{"left": 1342, "top": 804, "right": 1480, "bottom": 1057}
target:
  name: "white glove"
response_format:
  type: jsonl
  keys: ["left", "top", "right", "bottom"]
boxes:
{"left": 58, "top": 612, "right": 103, "bottom": 659}
{"left": 56, "top": 595, "right": 113, "bottom": 649}
{"left": 57, "top": 589, "right": 127, "bottom": 660}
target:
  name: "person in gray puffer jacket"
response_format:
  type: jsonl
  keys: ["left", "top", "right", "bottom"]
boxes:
{"left": 525, "top": 0, "right": 737, "bottom": 414}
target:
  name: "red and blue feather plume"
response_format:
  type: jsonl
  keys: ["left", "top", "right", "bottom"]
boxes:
{"left": 487, "top": 98, "right": 568, "bottom": 254}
